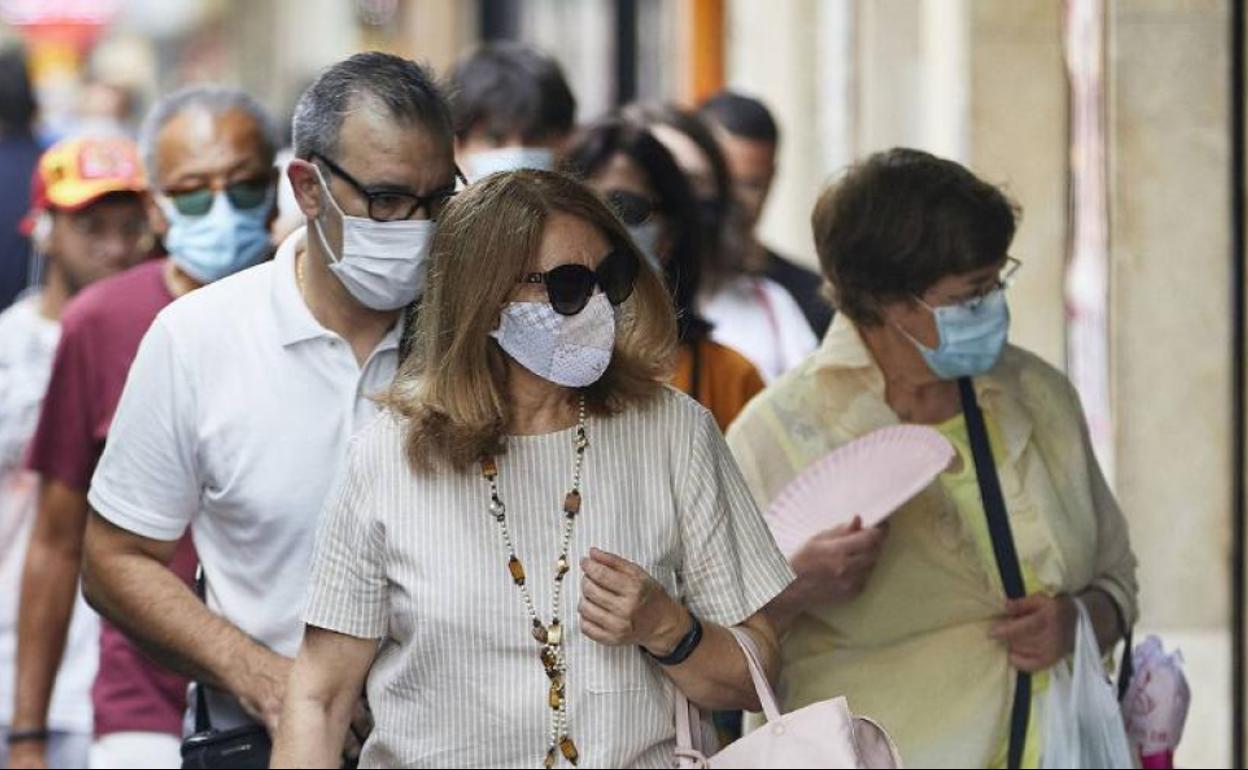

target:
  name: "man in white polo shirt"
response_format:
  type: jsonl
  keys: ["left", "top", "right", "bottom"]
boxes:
{"left": 79, "top": 52, "right": 460, "bottom": 763}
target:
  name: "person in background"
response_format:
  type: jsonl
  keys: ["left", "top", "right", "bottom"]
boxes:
{"left": 0, "top": 46, "right": 42, "bottom": 312}
{"left": 450, "top": 41, "right": 576, "bottom": 181}
{"left": 0, "top": 136, "right": 149, "bottom": 770}
{"left": 10, "top": 87, "right": 279, "bottom": 770}
{"left": 727, "top": 148, "right": 1137, "bottom": 767}
{"left": 79, "top": 53, "right": 456, "bottom": 768}
{"left": 563, "top": 115, "right": 764, "bottom": 432}
{"left": 76, "top": 80, "right": 140, "bottom": 139}
{"left": 629, "top": 103, "right": 816, "bottom": 383}
{"left": 699, "top": 90, "right": 832, "bottom": 338}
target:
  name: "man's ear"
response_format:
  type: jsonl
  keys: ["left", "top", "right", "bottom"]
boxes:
{"left": 288, "top": 158, "right": 325, "bottom": 219}
{"left": 143, "top": 192, "right": 168, "bottom": 238}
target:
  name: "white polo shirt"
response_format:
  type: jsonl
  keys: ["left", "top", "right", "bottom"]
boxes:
{"left": 88, "top": 227, "right": 401, "bottom": 727}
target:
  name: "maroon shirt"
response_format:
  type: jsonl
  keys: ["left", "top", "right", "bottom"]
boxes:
{"left": 26, "top": 257, "right": 196, "bottom": 738}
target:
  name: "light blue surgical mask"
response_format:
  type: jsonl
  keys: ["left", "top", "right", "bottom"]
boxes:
{"left": 465, "top": 146, "right": 554, "bottom": 182}
{"left": 900, "top": 288, "right": 1010, "bottom": 380}
{"left": 157, "top": 190, "right": 272, "bottom": 283}
{"left": 627, "top": 220, "right": 663, "bottom": 271}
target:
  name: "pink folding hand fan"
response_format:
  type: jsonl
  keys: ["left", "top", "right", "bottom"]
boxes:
{"left": 765, "top": 425, "right": 955, "bottom": 558}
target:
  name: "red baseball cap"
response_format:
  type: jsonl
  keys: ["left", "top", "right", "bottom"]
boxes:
{"left": 22, "top": 135, "right": 146, "bottom": 235}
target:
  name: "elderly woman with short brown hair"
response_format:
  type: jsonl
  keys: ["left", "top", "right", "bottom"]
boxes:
{"left": 728, "top": 148, "right": 1137, "bottom": 768}
{"left": 270, "top": 170, "right": 793, "bottom": 769}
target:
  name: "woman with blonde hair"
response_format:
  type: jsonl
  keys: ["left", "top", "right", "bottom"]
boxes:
{"left": 270, "top": 170, "right": 793, "bottom": 769}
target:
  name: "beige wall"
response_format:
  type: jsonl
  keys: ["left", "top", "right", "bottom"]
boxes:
{"left": 1108, "top": 0, "right": 1233, "bottom": 764}
{"left": 968, "top": 0, "right": 1068, "bottom": 370}
{"left": 725, "top": 0, "right": 827, "bottom": 268}
{"left": 1110, "top": 0, "right": 1231, "bottom": 635}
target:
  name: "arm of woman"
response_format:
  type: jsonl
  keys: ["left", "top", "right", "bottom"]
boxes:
{"left": 654, "top": 610, "right": 779, "bottom": 710}
{"left": 579, "top": 547, "right": 779, "bottom": 710}
{"left": 1080, "top": 400, "right": 1139, "bottom": 647}
{"left": 989, "top": 379, "right": 1139, "bottom": 672}
{"left": 270, "top": 625, "right": 377, "bottom": 769}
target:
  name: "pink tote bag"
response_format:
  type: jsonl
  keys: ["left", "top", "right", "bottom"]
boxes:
{"left": 674, "top": 628, "right": 903, "bottom": 769}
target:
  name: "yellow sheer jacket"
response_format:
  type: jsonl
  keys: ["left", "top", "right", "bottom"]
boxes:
{"left": 725, "top": 314, "right": 1138, "bottom": 768}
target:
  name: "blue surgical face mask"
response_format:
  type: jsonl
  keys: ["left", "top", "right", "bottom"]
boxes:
{"left": 900, "top": 288, "right": 1010, "bottom": 380}
{"left": 464, "top": 146, "right": 554, "bottom": 182}
{"left": 627, "top": 220, "right": 663, "bottom": 271}
{"left": 158, "top": 190, "right": 272, "bottom": 283}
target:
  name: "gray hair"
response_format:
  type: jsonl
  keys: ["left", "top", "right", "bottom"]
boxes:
{"left": 138, "top": 85, "right": 279, "bottom": 183}
{"left": 291, "top": 51, "right": 452, "bottom": 161}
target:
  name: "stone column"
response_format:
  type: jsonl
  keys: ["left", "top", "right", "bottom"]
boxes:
{"left": 1108, "top": 1, "right": 1233, "bottom": 765}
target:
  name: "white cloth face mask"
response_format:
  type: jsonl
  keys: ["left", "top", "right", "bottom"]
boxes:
{"left": 490, "top": 292, "right": 616, "bottom": 387}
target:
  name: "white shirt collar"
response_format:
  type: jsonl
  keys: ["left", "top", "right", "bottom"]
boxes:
{"left": 269, "top": 226, "right": 403, "bottom": 355}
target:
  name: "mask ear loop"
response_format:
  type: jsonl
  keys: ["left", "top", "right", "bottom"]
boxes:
{"left": 890, "top": 295, "right": 942, "bottom": 354}
{"left": 26, "top": 212, "right": 52, "bottom": 290}
{"left": 308, "top": 165, "right": 346, "bottom": 265}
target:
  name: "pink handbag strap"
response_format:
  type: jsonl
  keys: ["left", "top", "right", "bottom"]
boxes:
{"left": 673, "top": 625, "right": 781, "bottom": 766}
{"left": 725, "top": 626, "right": 782, "bottom": 721}
{"left": 673, "top": 689, "right": 706, "bottom": 768}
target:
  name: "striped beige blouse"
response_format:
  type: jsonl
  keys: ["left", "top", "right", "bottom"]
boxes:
{"left": 302, "top": 386, "right": 794, "bottom": 769}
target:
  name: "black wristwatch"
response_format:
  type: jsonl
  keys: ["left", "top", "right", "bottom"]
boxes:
{"left": 642, "top": 612, "right": 704, "bottom": 666}
{"left": 6, "top": 729, "right": 49, "bottom": 745}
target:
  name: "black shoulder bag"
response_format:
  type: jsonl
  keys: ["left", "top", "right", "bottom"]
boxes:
{"left": 958, "top": 377, "right": 1030, "bottom": 769}
{"left": 179, "top": 569, "right": 271, "bottom": 769}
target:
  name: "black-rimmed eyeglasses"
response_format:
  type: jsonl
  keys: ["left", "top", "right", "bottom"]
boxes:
{"left": 312, "top": 152, "right": 465, "bottom": 222}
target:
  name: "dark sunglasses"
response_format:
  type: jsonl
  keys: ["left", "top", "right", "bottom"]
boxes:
{"left": 520, "top": 248, "right": 640, "bottom": 316}
{"left": 164, "top": 177, "right": 272, "bottom": 216}
{"left": 604, "top": 189, "right": 656, "bottom": 227}
{"left": 313, "top": 152, "right": 465, "bottom": 222}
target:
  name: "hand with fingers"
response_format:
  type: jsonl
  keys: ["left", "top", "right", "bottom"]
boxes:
{"left": 578, "top": 547, "right": 690, "bottom": 656}
{"left": 791, "top": 516, "right": 888, "bottom": 606}
{"left": 341, "top": 696, "right": 373, "bottom": 767}
{"left": 988, "top": 594, "right": 1077, "bottom": 672}
{"left": 232, "top": 650, "right": 294, "bottom": 736}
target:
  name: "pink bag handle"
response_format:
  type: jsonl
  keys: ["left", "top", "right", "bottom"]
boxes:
{"left": 726, "top": 626, "right": 782, "bottom": 721}
{"left": 673, "top": 686, "right": 707, "bottom": 768}
{"left": 673, "top": 625, "right": 781, "bottom": 767}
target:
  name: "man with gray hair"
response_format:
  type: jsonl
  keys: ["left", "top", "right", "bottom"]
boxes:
{"left": 79, "top": 52, "right": 457, "bottom": 767}
{"left": 9, "top": 86, "right": 278, "bottom": 769}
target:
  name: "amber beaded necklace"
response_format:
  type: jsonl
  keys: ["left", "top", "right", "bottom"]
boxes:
{"left": 480, "top": 396, "right": 587, "bottom": 768}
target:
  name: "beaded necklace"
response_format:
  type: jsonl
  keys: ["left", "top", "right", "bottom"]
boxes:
{"left": 480, "top": 396, "right": 587, "bottom": 768}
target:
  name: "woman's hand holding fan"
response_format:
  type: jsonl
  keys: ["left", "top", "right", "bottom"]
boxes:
{"left": 764, "top": 425, "right": 955, "bottom": 558}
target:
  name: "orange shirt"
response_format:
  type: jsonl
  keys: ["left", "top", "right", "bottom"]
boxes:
{"left": 671, "top": 338, "right": 765, "bottom": 431}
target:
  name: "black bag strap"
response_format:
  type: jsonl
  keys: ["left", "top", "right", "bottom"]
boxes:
{"left": 1104, "top": 591, "right": 1135, "bottom": 702}
{"left": 958, "top": 377, "right": 1030, "bottom": 769}
{"left": 194, "top": 566, "right": 212, "bottom": 734}
{"left": 1118, "top": 628, "right": 1135, "bottom": 702}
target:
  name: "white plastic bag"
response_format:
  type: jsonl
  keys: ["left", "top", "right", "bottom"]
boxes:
{"left": 1040, "top": 597, "right": 1135, "bottom": 768}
